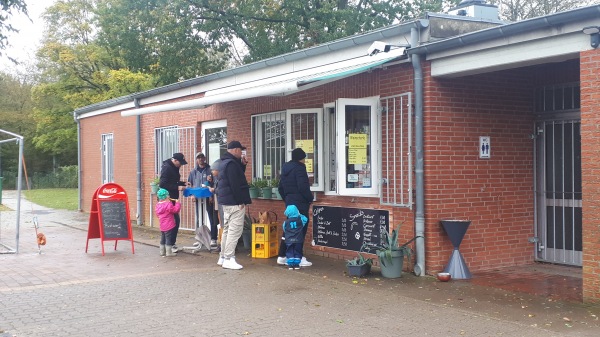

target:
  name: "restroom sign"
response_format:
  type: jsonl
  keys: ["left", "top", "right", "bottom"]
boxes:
{"left": 479, "top": 136, "right": 490, "bottom": 159}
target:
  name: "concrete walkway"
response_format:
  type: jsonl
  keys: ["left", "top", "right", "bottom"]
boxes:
{"left": 1, "top": 190, "right": 599, "bottom": 336}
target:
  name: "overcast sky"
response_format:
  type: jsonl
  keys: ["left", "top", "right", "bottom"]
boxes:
{"left": 0, "top": 0, "right": 55, "bottom": 73}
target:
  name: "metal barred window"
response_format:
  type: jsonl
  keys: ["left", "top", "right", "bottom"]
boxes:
{"left": 379, "top": 93, "right": 412, "bottom": 208}
{"left": 101, "top": 133, "right": 114, "bottom": 184}
{"left": 251, "top": 112, "right": 286, "bottom": 182}
{"left": 534, "top": 83, "right": 580, "bottom": 113}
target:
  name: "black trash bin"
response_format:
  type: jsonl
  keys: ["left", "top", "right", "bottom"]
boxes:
{"left": 440, "top": 219, "right": 472, "bottom": 279}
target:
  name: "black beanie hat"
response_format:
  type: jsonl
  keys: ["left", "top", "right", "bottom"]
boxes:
{"left": 292, "top": 148, "right": 306, "bottom": 161}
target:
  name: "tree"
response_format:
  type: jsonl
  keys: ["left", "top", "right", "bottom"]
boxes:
{"left": 181, "top": 0, "right": 436, "bottom": 65}
{"left": 96, "top": 0, "right": 228, "bottom": 85}
{"left": 31, "top": 0, "right": 156, "bottom": 160}
{"left": 489, "top": 0, "right": 600, "bottom": 21}
{"left": 0, "top": 71, "right": 57, "bottom": 176}
{"left": 0, "top": 0, "right": 28, "bottom": 60}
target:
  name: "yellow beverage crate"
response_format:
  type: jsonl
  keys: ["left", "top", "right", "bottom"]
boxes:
{"left": 252, "top": 240, "right": 278, "bottom": 258}
{"left": 252, "top": 223, "right": 278, "bottom": 243}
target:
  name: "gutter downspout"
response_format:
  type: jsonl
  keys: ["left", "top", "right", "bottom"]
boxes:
{"left": 73, "top": 111, "right": 82, "bottom": 212}
{"left": 135, "top": 98, "right": 143, "bottom": 225}
{"left": 411, "top": 26, "right": 426, "bottom": 276}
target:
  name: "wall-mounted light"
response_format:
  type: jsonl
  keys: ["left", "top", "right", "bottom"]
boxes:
{"left": 366, "top": 41, "right": 410, "bottom": 56}
{"left": 582, "top": 26, "right": 600, "bottom": 49}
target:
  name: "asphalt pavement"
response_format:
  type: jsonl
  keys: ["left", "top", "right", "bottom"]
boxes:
{"left": 1, "top": 190, "right": 599, "bottom": 337}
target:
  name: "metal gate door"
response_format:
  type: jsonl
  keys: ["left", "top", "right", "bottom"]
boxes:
{"left": 155, "top": 126, "right": 196, "bottom": 231}
{"left": 534, "top": 119, "right": 582, "bottom": 265}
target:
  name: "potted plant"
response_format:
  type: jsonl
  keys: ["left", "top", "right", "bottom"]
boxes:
{"left": 149, "top": 176, "right": 160, "bottom": 194}
{"left": 346, "top": 251, "right": 373, "bottom": 277}
{"left": 254, "top": 178, "right": 270, "bottom": 198}
{"left": 271, "top": 178, "right": 282, "bottom": 200}
{"left": 249, "top": 179, "right": 260, "bottom": 198}
{"left": 372, "top": 225, "right": 415, "bottom": 279}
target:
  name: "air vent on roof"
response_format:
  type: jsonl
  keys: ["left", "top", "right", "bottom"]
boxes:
{"left": 448, "top": 0, "right": 498, "bottom": 21}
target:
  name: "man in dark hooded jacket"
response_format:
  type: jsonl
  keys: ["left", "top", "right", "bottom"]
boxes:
{"left": 277, "top": 148, "right": 313, "bottom": 267}
{"left": 216, "top": 141, "right": 252, "bottom": 270}
{"left": 159, "top": 152, "right": 190, "bottom": 252}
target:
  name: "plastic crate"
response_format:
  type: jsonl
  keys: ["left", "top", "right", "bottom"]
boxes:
{"left": 252, "top": 240, "right": 278, "bottom": 258}
{"left": 252, "top": 223, "right": 278, "bottom": 243}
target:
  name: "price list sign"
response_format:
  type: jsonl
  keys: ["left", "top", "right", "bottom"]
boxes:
{"left": 312, "top": 205, "right": 388, "bottom": 253}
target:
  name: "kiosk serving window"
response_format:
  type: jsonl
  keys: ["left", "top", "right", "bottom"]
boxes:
{"left": 335, "top": 97, "right": 379, "bottom": 196}
{"left": 251, "top": 97, "right": 380, "bottom": 196}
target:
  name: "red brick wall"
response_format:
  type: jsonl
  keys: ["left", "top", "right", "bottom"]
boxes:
{"left": 79, "top": 57, "right": 591, "bottom": 290}
{"left": 580, "top": 49, "right": 600, "bottom": 302}
{"left": 79, "top": 111, "right": 138, "bottom": 217}
{"left": 423, "top": 64, "right": 536, "bottom": 273}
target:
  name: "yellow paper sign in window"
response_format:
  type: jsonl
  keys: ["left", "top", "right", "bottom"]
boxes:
{"left": 305, "top": 158, "right": 313, "bottom": 173}
{"left": 295, "top": 139, "right": 314, "bottom": 153}
{"left": 348, "top": 134, "right": 367, "bottom": 149}
{"left": 263, "top": 165, "right": 272, "bottom": 177}
{"left": 348, "top": 148, "right": 367, "bottom": 164}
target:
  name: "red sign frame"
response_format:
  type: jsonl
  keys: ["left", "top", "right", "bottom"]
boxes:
{"left": 85, "top": 183, "right": 135, "bottom": 255}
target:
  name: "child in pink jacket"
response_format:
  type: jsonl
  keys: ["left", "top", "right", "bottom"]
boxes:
{"left": 156, "top": 188, "right": 181, "bottom": 257}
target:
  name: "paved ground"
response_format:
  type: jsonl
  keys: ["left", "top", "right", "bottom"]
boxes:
{"left": 1, "top": 191, "right": 600, "bottom": 336}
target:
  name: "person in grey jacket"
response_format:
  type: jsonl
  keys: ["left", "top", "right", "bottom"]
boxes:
{"left": 187, "top": 152, "right": 217, "bottom": 249}
{"left": 216, "top": 141, "right": 251, "bottom": 270}
{"left": 277, "top": 148, "right": 313, "bottom": 267}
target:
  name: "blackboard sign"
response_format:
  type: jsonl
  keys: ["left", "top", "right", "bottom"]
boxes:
{"left": 99, "top": 200, "right": 129, "bottom": 239}
{"left": 312, "top": 205, "right": 388, "bottom": 253}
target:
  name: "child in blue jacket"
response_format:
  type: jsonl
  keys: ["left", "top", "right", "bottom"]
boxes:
{"left": 282, "top": 205, "right": 308, "bottom": 269}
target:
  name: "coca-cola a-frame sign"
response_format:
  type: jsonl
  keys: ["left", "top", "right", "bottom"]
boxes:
{"left": 86, "top": 183, "right": 135, "bottom": 255}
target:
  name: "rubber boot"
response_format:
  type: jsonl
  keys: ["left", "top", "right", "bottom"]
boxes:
{"left": 160, "top": 244, "right": 166, "bottom": 257}
{"left": 166, "top": 245, "right": 177, "bottom": 257}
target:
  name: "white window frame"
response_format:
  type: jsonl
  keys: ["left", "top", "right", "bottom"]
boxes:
{"left": 252, "top": 111, "right": 287, "bottom": 181}
{"left": 101, "top": 133, "right": 114, "bottom": 184}
{"left": 201, "top": 120, "right": 227, "bottom": 165}
{"left": 154, "top": 126, "right": 179, "bottom": 175}
{"left": 336, "top": 97, "right": 380, "bottom": 196}
{"left": 285, "top": 108, "right": 324, "bottom": 191}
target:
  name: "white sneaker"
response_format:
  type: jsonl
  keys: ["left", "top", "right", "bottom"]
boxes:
{"left": 222, "top": 258, "right": 243, "bottom": 270}
{"left": 277, "top": 257, "right": 287, "bottom": 265}
{"left": 217, "top": 256, "right": 224, "bottom": 266}
{"left": 171, "top": 245, "right": 179, "bottom": 253}
{"left": 299, "top": 257, "right": 312, "bottom": 267}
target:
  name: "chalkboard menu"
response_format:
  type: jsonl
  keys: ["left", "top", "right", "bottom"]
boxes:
{"left": 312, "top": 205, "right": 388, "bottom": 253}
{"left": 99, "top": 200, "right": 130, "bottom": 239}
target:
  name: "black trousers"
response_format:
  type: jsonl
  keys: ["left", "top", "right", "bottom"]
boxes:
{"left": 278, "top": 207, "right": 309, "bottom": 258}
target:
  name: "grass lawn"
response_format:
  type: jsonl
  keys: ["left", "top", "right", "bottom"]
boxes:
{"left": 24, "top": 188, "right": 78, "bottom": 211}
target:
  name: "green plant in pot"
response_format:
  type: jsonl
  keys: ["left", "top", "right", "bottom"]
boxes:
{"left": 249, "top": 179, "right": 260, "bottom": 198}
{"left": 346, "top": 250, "right": 373, "bottom": 277}
{"left": 254, "top": 178, "right": 270, "bottom": 198}
{"left": 372, "top": 225, "right": 414, "bottom": 279}
{"left": 150, "top": 176, "right": 160, "bottom": 194}
{"left": 270, "top": 178, "right": 281, "bottom": 199}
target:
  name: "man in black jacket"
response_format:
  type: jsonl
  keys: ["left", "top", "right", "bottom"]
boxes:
{"left": 277, "top": 148, "right": 313, "bottom": 267}
{"left": 216, "top": 141, "right": 251, "bottom": 270}
{"left": 159, "top": 152, "right": 190, "bottom": 252}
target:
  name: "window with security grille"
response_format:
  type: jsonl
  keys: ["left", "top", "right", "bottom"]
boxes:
{"left": 101, "top": 133, "right": 114, "bottom": 183}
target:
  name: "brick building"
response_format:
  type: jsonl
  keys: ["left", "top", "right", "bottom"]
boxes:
{"left": 73, "top": 3, "right": 600, "bottom": 301}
